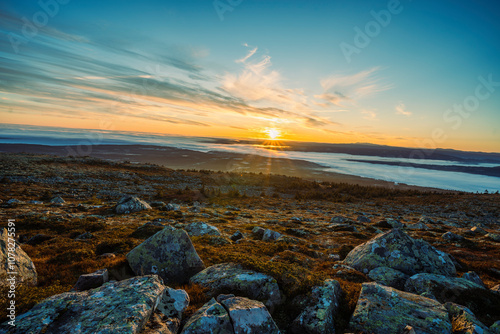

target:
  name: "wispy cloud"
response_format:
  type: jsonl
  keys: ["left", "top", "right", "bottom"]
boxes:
{"left": 361, "top": 109, "right": 377, "bottom": 120}
{"left": 395, "top": 102, "right": 412, "bottom": 116}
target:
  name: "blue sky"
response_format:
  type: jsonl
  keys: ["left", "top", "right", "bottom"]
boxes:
{"left": 1, "top": 0, "right": 499, "bottom": 152}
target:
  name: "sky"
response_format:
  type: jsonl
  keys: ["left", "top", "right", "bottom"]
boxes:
{"left": 1, "top": 0, "right": 499, "bottom": 152}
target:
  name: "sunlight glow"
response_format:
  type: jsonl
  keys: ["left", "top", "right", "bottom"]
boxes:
{"left": 265, "top": 127, "right": 281, "bottom": 140}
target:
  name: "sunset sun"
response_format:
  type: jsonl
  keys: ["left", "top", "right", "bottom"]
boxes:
{"left": 265, "top": 128, "right": 281, "bottom": 140}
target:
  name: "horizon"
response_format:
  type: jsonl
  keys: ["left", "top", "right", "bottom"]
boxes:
{"left": 1, "top": 1, "right": 500, "bottom": 153}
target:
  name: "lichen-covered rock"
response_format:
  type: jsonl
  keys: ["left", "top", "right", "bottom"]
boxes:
{"left": 405, "top": 222, "right": 428, "bottom": 230}
{"left": 462, "top": 271, "right": 486, "bottom": 288}
{"left": 0, "top": 228, "right": 37, "bottom": 286}
{"left": 262, "top": 229, "right": 282, "bottom": 242}
{"left": 289, "top": 279, "right": 342, "bottom": 334}
{"left": 180, "top": 298, "right": 234, "bottom": 334}
{"left": 185, "top": 222, "right": 221, "bottom": 236}
{"left": 348, "top": 282, "right": 452, "bottom": 334}
{"left": 386, "top": 218, "right": 404, "bottom": 228}
{"left": 73, "top": 268, "right": 109, "bottom": 291}
{"left": 190, "top": 263, "right": 282, "bottom": 312}
{"left": 127, "top": 227, "right": 205, "bottom": 284}
{"left": 221, "top": 296, "right": 280, "bottom": 334}
{"left": 50, "top": 196, "right": 66, "bottom": 204}
{"left": 158, "top": 287, "right": 190, "bottom": 318}
{"left": 444, "top": 302, "right": 490, "bottom": 334}
{"left": 0, "top": 275, "right": 165, "bottom": 334}
{"left": 368, "top": 266, "right": 409, "bottom": 290}
{"left": 115, "top": 195, "right": 152, "bottom": 214}
{"left": 442, "top": 232, "right": 465, "bottom": 242}
{"left": 343, "top": 229, "right": 456, "bottom": 276}
{"left": 404, "top": 273, "right": 486, "bottom": 301}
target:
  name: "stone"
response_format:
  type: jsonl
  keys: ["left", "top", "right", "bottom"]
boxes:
{"left": 158, "top": 287, "right": 189, "bottom": 319}
{"left": 26, "top": 234, "right": 53, "bottom": 245}
{"left": 289, "top": 279, "right": 342, "bottom": 334}
{"left": 462, "top": 271, "right": 486, "bottom": 288}
{"left": 442, "top": 232, "right": 465, "bottom": 242}
{"left": 0, "top": 228, "right": 37, "bottom": 286}
{"left": 180, "top": 298, "right": 234, "bottom": 334}
{"left": 262, "top": 229, "right": 282, "bottom": 242}
{"left": 348, "top": 282, "right": 452, "bottom": 334}
{"left": 470, "top": 226, "right": 487, "bottom": 235}
{"left": 162, "top": 203, "right": 181, "bottom": 212}
{"left": 115, "top": 196, "right": 152, "bottom": 214}
{"left": 418, "top": 216, "right": 435, "bottom": 224}
{"left": 230, "top": 231, "right": 244, "bottom": 242}
{"left": 252, "top": 226, "right": 265, "bottom": 239}
{"left": 343, "top": 229, "right": 456, "bottom": 276}
{"left": 127, "top": 227, "right": 205, "bottom": 284}
{"left": 405, "top": 222, "right": 428, "bottom": 230}
{"left": 221, "top": 296, "right": 280, "bottom": 334}
{"left": 73, "top": 268, "right": 109, "bottom": 291}
{"left": 0, "top": 275, "right": 165, "bottom": 333}
{"left": 368, "top": 266, "right": 409, "bottom": 290}
{"left": 190, "top": 263, "right": 282, "bottom": 312}
{"left": 385, "top": 218, "right": 404, "bottom": 228}
{"left": 185, "top": 222, "right": 221, "bottom": 237}
{"left": 404, "top": 273, "right": 486, "bottom": 300}
{"left": 357, "top": 215, "right": 371, "bottom": 223}
{"left": 491, "top": 320, "right": 500, "bottom": 334}
{"left": 74, "top": 232, "right": 93, "bottom": 240}
{"left": 444, "top": 302, "right": 490, "bottom": 334}
{"left": 50, "top": 196, "right": 66, "bottom": 204}
{"left": 486, "top": 233, "right": 500, "bottom": 242}
{"left": 330, "top": 216, "right": 350, "bottom": 224}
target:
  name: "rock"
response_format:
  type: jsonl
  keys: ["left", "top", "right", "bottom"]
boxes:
{"left": 329, "top": 224, "right": 358, "bottom": 232}
{"left": 1, "top": 275, "right": 165, "bottom": 333}
{"left": 73, "top": 269, "right": 109, "bottom": 291}
{"left": 348, "top": 282, "right": 452, "bottom": 334}
{"left": 161, "top": 203, "right": 181, "bottom": 211}
{"left": 115, "top": 196, "right": 152, "bottom": 214}
{"left": 418, "top": 216, "right": 435, "bottom": 224}
{"left": 470, "top": 226, "right": 487, "bottom": 235}
{"left": 252, "top": 226, "right": 265, "bottom": 239}
{"left": 50, "top": 196, "right": 66, "bottom": 204}
{"left": 0, "top": 228, "right": 37, "bottom": 286}
{"left": 221, "top": 296, "right": 280, "bottom": 334}
{"left": 158, "top": 287, "right": 189, "bottom": 319}
{"left": 7, "top": 199, "right": 23, "bottom": 205}
{"left": 130, "top": 222, "right": 165, "bottom": 239}
{"left": 185, "top": 222, "right": 221, "bottom": 237}
{"left": 289, "top": 279, "right": 342, "bottom": 334}
{"left": 357, "top": 215, "right": 371, "bottom": 223}
{"left": 127, "top": 227, "right": 205, "bottom": 284}
{"left": 404, "top": 273, "right": 486, "bottom": 301}
{"left": 491, "top": 320, "right": 500, "bottom": 334}
{"left": 230, "top": 231, "right": 244, "bottom": 242}
{"left": 190, "top": 263, "right": 282, "bottom": 312}
{"left": 180, "top": 298, "right": 234, "bottom": 334}
{"left": 385, "top": 218, "right": 404, "bottom": 228}
{"left": 368, "top": 266, "right": 409, "bottom": 290}
{"left": 442, "top": 231, "right": 465, "bottom": 242}
{"left": 462, "top": 271, "right": 486, "bottom": 288}
{"left": 150, "top": 201, "right": 166, "bottom": 208}
{"left": 26, "top": 234, "right": 53, "bottom": 245}
{"left": 74, "top": 232, "right": 93, "bottom": 240}
{"left": 405, "top": 222, "right": 428, "bottom": 230}
{"left": 330, "top": 216, "right": 350, "bottom": 224}
{"left": 343, "top": 229, "right": 456, "bottom": 276}
{"left": 486, "top": 233, "right": 500, "bottom": 242}
{"left": 100, "top": 253, "right": 116, "bottom": 259}
{"left": 262, "top": 229, "right": 282, "bottom": 241}
{"left": 444, "top": 302, "right": 490, "bottom": 334}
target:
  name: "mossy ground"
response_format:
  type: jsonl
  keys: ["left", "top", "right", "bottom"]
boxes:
{"left": 1, "top": 153, "right": 499, "bottom": 331}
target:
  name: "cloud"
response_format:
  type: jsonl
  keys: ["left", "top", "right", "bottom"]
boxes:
{"left": 395, "top": 102, "right": 412, "bottom": 116}
{"left": 236, "top": 46, "right": 258, "bottom": 63}
{"left": 361, "top": 109, "right": 377, "bottom": 120}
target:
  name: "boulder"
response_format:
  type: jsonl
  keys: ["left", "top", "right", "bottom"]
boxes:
{"left": 252, "top": 226, "right": 265, "bottom": 239}
{"left": 115, "top": 196, "right": 152, "bottom": 214}
{"left": 185, "top": 222, "right": 221, "bottom": 237}
{"left": 161, "top": 203, "right": 181, "bottom": 211}
{"left": 230, "top": 231, "right": 244, "bottom": 242}
{"left": 190, "top": 263, "right": 282, "bottom": 312}
{"left": 343, "top": 229, "right": 456, "bottom": 276}
{"left": 462, "top": 271, "right": 486, "bottom": 288}
{"left": 442, "top": 232, "right": 465, "bottom": 242}
{"left": 0, "top": 228, "right": 37, "bottom": 286}
{"left": 180, "top": 298, "right": 234, "bottom": 334}
{"left": 444, "top": 302, "right": 490, "bottom": 334}
{"left": 386, "top": 218, "right": 404, "bottom": 228}
{"left": 50, "top": 196, "right": 65, "bottom": 204}
{"left": 127, "top": 227, "right": 205, "bottom": 284}
{"left": 1, "top": 275, "right": 165, "bottom": 333}
{"left": 262, "top": 229, "right": 282, "bottom": 242}
{"left": 158, "top": 287, "right": 190, "bottom": 318}
{"left": 368, "top": 266, "right": 409, "bottom": 290}
{"left": 470, "top": 226, "right": 487, "bottom": 235}
{"left": 73, "top": 268, "right": 109, "bottom": 291}
{"left": 348, "top": 282, "right": 452, "bottom": 334}
{"left": 220, "top": 296, "right": 280, "bottom": 334}
{"left": 357, "top": 215, "right": 371, "bottom": 223}
{"left": 404, "top": 273, "right": 486, "bottom": 301}
{"left": 486, "top": 233, "right": 500, "bottom": 242}
{"left": 289, "top": 279, "right": 342, "bottom": 334}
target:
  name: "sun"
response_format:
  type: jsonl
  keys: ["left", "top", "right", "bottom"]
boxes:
{"left": 265, "top": 128, "right": 281, "bottom": 140}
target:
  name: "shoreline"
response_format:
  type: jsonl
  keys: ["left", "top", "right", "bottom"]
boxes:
{"left": 0, "top": 143, "right": 453, "bottom": 192}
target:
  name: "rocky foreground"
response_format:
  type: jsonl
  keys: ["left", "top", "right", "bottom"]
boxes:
{"left": 0, "top": 153, "right": 499, "bottom": 333}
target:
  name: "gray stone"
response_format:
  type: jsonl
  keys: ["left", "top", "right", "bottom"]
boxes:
{"left": 252, "top": 226, "right": 265, "bottom": 239}
{"left": 127, "top": 227, "right": 205, "bottom": 284}
{"left": 158, "top": 287, "right": 189, "bottom": 319}
{"left": 462, "top": 271, "right": 486, "bottom": 288}
{"left": 116, "top": 196, "right": 152, "bottom": 214}
{"left": 330, "top": 216, "right": 350, "bottom": 224}
{"left": 1, "top": 275, "right": 165, "bottom": 333}
{"left": 348, "top": 282, "right": 452, "bottom": 334}
{"left": 74, "top": 232, "right": 93, "bottom": 240}
{"left": 470, "top": 226, "right": 487, "bottom": 235}
{"left": 386, "top": 218, "right": 404, "bottom": 228}
{"left": 162, "top": 203, "right": 181, "bottom": 212}
{"left": 405, "top": 222, "right": 428, "bottom": 230}
{"left": 185, "top": 222, "right": 221, "bottom": 237}
{"left": 444, "top": 302, "right": 490, "bottom": 334}
{"left": 368, "top": 266, "right": 409, "bottom": 290}
{"left": 262, "top": 229, "right": 282, "bottom": 242}
{"left": 230, "top": 231, "right": 244, "bottom": 242}
{"left": 221, "top": 296, "right": 280, "bottom": 334}
{"left": 289, "top": 279, "right": 342, "bottom": 334}
{"left": 73, "top": 268, "right": 109, "bottom": 291}
{"left": 180, "top": 298, "right": 234, "bottom": 334}
{"left": 0, "top": 228, "right": 37, "bottom": 286}
{"left": 190, "top": 263, "right": 282, "bottom": 312}
{"left": 486, "top": 233, "right": 500, "bottom": 242}
{"left": 343, "top": 229, "right": 456, "bottom": 276}
{"left": 442, "top": 232, "right": 465, "bottom": 242}
{"left": 357, "top": 215, "right": 371, "bottom": 223}
{"left": 50, "top": 196, "right": 66, "bottom": 204}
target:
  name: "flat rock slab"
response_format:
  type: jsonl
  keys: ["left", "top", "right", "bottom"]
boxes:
{"left": 343, "top": 228, "right": 456, "bottom": 276}
{"left": 348, "top": 282, "right": 452, "bottom": 334}
{"left": 220, "top": 297, "right": 280, "bottom": 334}
{"left": 0, "top": 228, "right": 37, "bottom": 286}
{"left": 1, "top": 275, "right": 165, "bottom": 334}
{"left": 127, "top": 227, "right": 205, "bottom": 284}
{"left": 190, "top": 263, "right": 282, "bottom": 312}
